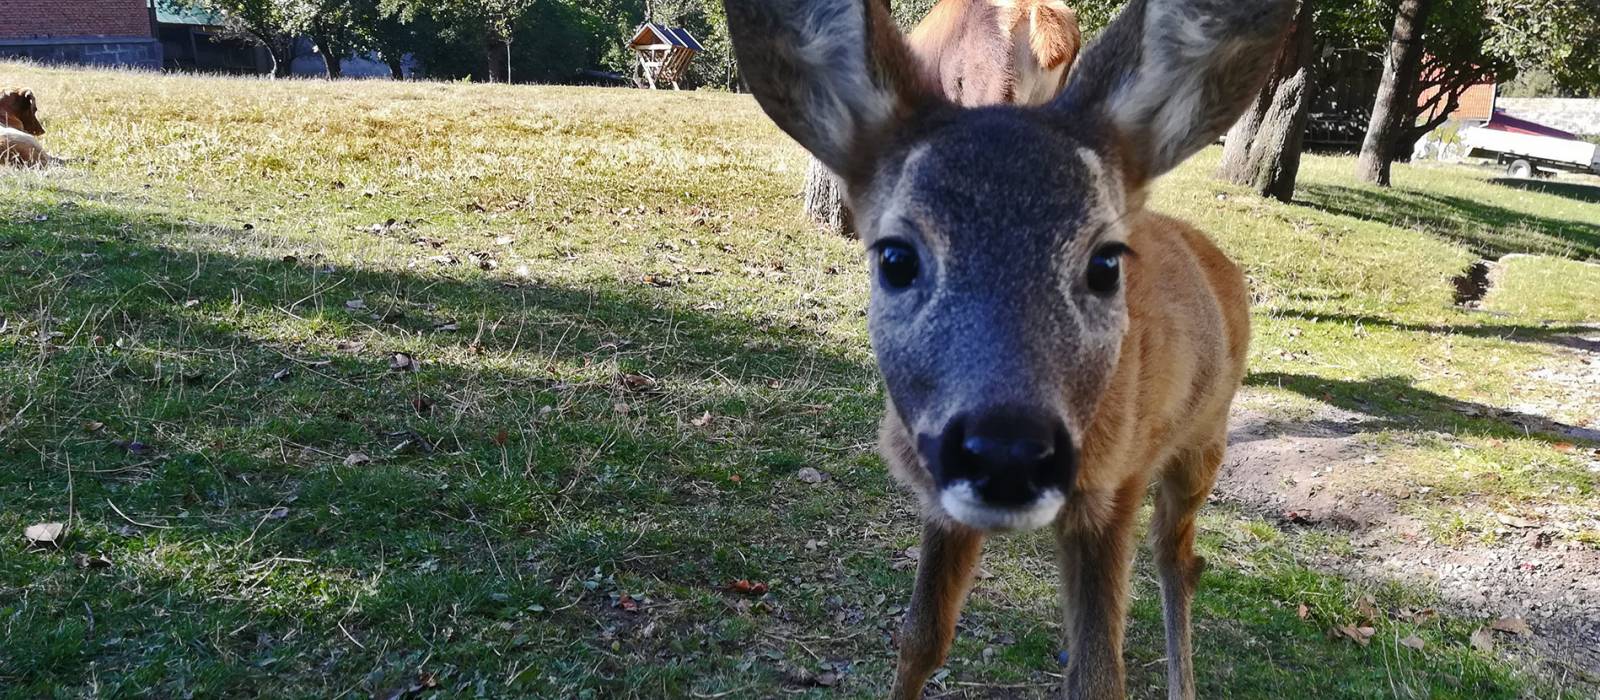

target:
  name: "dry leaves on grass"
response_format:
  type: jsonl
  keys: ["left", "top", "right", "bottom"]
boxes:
{"left": 344, "top": 452, "right": 371, "bottom": 467}
{"left": 619, "top": 373, "right": 658, "bottom": 393}
{"left": 1489, "top": 616, "right": 1531, "bottom": 636}
{"left": 1335, "top": 624, "right": 1376, "bottom": 646}
{"left": 727, "top": 579, "right": 768, "bottom": 596}
{"left": 24, "top": 522, "right": 64, "bottom": 547}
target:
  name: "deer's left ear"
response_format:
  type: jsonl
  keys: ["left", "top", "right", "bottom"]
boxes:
{"left": 1057, "top": 0, "right": 1292, "bottom": 184}
{"left": 725, "top": 0, "right": 935, "bottom": 179}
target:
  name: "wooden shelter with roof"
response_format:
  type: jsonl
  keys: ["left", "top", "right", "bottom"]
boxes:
{"left": 628, "top": 23, "right": 702, "bottom": 90}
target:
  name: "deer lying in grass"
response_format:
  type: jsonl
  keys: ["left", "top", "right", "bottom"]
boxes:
{"left": 723, "top": 0, "right": 1289, "bottom": 697}
{"left": 803, "top": 0, "right": 1081, "bottom": 235}
{"left": 1, "top": 88, "right": 58, "bottom": 167}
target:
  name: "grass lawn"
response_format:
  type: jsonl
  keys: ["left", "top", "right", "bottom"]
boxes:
{"left": 1, "top": 62, "right": 1597, "bottom": 698}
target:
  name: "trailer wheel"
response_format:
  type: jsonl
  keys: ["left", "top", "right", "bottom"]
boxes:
{"left": 1506, "top": 159, "right": 1533, "bottom": 178}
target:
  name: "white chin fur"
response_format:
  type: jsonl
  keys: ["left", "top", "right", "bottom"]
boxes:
{"left": 939, "top": 481, "right": 1065, "bottom": 532}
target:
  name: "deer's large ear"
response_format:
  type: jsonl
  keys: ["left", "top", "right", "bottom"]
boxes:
{"left": 1057, "top": 0, "right": 1292, "bottom": 183}
{"left": 725, "top": 0, "right": 932, "bottom": 178}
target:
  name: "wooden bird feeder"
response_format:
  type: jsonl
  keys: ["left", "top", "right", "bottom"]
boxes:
{"left": 629, "top": 23, "right": 703, "bottom": 90}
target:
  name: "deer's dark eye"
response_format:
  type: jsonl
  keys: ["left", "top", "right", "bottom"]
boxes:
{"left": 1086, "top": 244, "right": 1128, "bottom": 294}
{"left": 877, "top": 241, "right": 919, "bottom": 289}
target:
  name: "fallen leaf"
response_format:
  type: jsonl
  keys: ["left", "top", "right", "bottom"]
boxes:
{"left": 728, "top": 579, "right": 769, "bottom": 596}
{"left": 344, "top": 452, "right": 371, "bottom": 467}
{"left": 1355, "top": 594, "right": 1379, "bottom": 623}
{"left": 619, "top": 373, "right": 658, "bottom": 392}
{"left": 1489, "top": 616, "right": 1531, "bottom": 636}
{"left": 345, "top": 298, "right": 367, "bottom": 310}
{"left": 796, "top": 467, "right": 828, "bottom": 484}
{"left": 411, "top": 396, "right": 435, "bottom": 415}
{"left": 389, "top": 352, "right": 418, "bottom": 372}
{"left": 271, "top": 367, "right": 292, "bottom": 381}
{"left": 24, "top": 522, "right": 64, "bottom": 546}
{"left": 82, "top": 420, "right": 105, "bottom": 433}
{"left": 1336, "top": 624, "right": 1374, "bottom": 646}
{"left": 617, "top": 594, "right": 640, "bottom": 612}
{"left": 75, "top": 552, "right": 113, "bottom": 569}
{"left": 813, "top": 671, "right": 840, "bottom": 687}
{"left": 1297, "top": 603, "right": 1310, "bottom": 620}
{"left": 1470, "top": 627, "right": 1495, "bottom": 652}
{"left": 433, "top": 321, "right": 459, "bottom": 332}
{"left": 265, "top": 506, "right": 289, "bottom": 520}
{"left": 1399, "top": 635, "right": 1425, "bottom": 651}
{"left": 690, "top": 411, "right": 713, "bottom": 427}
{"left": 1496, "top": 513, "right": 1536, "bottom": 529}
{"left": 491, "top": 429, "right": 509, "bottom": 446}
{"left": 494, "top": 235, "right": 515, "bottom": 246}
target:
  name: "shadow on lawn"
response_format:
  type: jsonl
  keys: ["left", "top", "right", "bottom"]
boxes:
{"left": 1246, "top": 371, "right": 1600, "bottom": 445}
{"left": 1273, "top": 308, "right": 1600, "bottom": 354}
{"left": 1297, "top": 184, "right": 1600, "bottom": 260}
{"left": 0, "top": 197, "right": 1566, "bottom": 698}
{"left": 1490, "top": 178, "right": 1600, "bottom": 205}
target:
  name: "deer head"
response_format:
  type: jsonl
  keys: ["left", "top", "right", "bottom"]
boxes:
{"left": 1, "top": 89, "right": 45, "bottom": 136}
{"left": 726, "top": 0, "right": 1288, "bottom": 531}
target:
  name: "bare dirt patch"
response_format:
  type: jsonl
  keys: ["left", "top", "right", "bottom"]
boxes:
{"left": 1218, "top": 330, "right": 1600, "bottom": 684}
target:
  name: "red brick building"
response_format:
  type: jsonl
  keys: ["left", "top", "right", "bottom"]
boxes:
{"left": 0, "top": 0, "right": 161, "bottom": 69}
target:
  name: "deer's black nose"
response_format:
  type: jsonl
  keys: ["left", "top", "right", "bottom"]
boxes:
{"left": 932, "top": 408, "right": 1075, "bottom": 505}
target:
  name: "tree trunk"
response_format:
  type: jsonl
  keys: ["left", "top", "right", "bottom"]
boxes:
{"left": 385, "top": 54, "right": 405, "bottom": 80}
{"left": 1249, "top": 0, "right": 1317, "bottom": 201}
{"left": 315, "top": 36, "right": 343, "bottom": 79}
{"left": 1218, "top": 84, "right": 1272, "bottom": 184}
{"left": 266, "top": 42, "right": 294, "bottom": 79}
{"left": 803, "top": 158, "right": 855, "bottom": 237}
{"left": 484, "top": 36, "right": 508, "bottom": 83}
{"left": 1356, "top": 0, "right": 1433, "bottom": 186}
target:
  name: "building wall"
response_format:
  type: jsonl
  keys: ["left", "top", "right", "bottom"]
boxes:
{"left": 0, "top": 0, "right": 153, "bottom": 39}
{"left": 0, "top": 0, "right": 160, "bottom": 69}
{"left": 1498, "top": 98, "right": 1600, "bottom": 137}
{"left": 1417, "top": 81, "right": 1497, "bottom": 125}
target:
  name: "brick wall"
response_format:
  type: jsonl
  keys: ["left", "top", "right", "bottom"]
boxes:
{"left": 1418, "top": 82, "right": 1497, "bottom": 123}
{"left": 0, "top": 0, "right": 153, "bottom": 40}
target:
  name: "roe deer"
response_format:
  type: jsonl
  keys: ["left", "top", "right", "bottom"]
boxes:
{"left": 1, "top": 88, "right": 58, "bottom": 168}
{"left": 722, "top": 0, "right": 1289, "bottom": 697}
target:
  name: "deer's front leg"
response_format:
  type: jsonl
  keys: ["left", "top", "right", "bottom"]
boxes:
{"left": 1055, "top": 480, "right": 1142, "bottom": 700}
{"left": 891, "top": 520, "right": 985, "bottom": 700}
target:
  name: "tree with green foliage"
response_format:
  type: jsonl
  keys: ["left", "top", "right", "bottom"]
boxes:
{"left": 1487, "top": 0, "right": 1600, "bottom": 97}
{"left": 170, "top": 0, "right": 299, "bottom": 78}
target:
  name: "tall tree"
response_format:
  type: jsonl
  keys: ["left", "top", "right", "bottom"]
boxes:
{"left": 171, "top": 0, "right": 299, "bottom": 77}
{"left": 1219, "top": 0, "right": 1315, "bottom": 202}
{"left": 1355, "top": 0, "right": 1433, "bottom": 186}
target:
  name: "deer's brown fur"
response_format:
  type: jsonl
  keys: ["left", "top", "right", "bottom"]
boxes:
{"left": 1, "top": 88, "right": 56, "bottom": 167}
{"left": 907, "top": 0, "right": 1081, "bottom": 107}
{"left": 724, "top": 0, "right": 1289, "bottom": 696}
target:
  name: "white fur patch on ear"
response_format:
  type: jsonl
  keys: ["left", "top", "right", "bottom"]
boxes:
{"left": 792, "top": 2, "right": 896, "bottom": 168}
{"left": 1096, "top": 0, "right": 1289, "bottom": 177}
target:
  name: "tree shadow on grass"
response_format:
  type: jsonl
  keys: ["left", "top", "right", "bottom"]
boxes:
{"left": 1246, "top": 371, "right": 1600, "bottom": 445}
{"left": 1273, "top": 308, "right": 1600, "bottom": 353}
{"left": 1489, "top": 178, "right": 1600, "bottom": 205}
{"left": 1296, "top": 184, "right": 1600, "bottom": 260}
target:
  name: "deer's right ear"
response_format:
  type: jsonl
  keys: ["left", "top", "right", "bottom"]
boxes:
{"left": 725, "top": 0, "right": 932, "bottom": 177}
{"left": 1056, "top": 0, "right": 1292, "bottom": 184}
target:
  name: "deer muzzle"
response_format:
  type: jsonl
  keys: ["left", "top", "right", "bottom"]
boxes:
{"left": 920, "top": 406, "right": 1076, "bottom": 531}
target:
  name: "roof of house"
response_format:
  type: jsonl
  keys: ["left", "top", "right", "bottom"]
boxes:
{"left": 629, "top": 23, "right": 703, "bottom": 52}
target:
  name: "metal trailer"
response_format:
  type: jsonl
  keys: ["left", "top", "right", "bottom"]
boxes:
{"left": 1459, "top": 122, "right": 1600, "bottom": 178}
